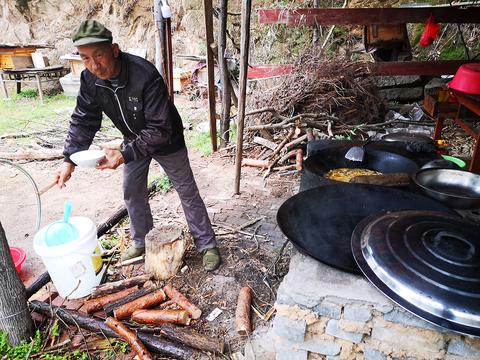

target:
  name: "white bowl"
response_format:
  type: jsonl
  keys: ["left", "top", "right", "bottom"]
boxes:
{"left": 70, "top": 150, "right": 105, "bottom": 168}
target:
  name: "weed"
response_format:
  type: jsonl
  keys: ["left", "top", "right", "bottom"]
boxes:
{"left": 155, "top": 174, "right": 172, "bottom": 194}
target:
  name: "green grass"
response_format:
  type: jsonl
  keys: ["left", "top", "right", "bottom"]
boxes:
{"left": 0, "top": 93, "right": 76, "bottom": 135}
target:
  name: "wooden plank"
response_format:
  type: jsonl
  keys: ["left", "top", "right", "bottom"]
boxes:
{"left": 258, "top": 7, "right": 480, "bottom": 26}
{"left": 203, "top": 0, "right": 218, "bottom": 152}
{"left": 234, "top": 0, "right": 253, "bottom": 194}
{"left": 368, "top": 60, "right": 475, "bottom": 76}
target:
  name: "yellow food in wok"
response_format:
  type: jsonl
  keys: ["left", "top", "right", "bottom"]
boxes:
{"left": 325, "top": 168, "right": 382, "bottom": 182}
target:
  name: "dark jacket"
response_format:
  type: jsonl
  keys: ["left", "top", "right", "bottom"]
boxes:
{"left": 63, "top": 52, "right": 185, "bottom": 164}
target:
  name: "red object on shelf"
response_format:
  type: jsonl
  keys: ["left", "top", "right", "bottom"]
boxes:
{"left": 419, "top": 15, "right": 440, "bottom": 47}
{"left": 9, "top": 246, "right": 26, "bottom": 273}
{"left": 448, "top": 63, "right": 480, "bottom": 95}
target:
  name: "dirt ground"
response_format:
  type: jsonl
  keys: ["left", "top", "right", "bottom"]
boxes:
{"left": 0, "top": 97, "right": 298, "bottom": 357}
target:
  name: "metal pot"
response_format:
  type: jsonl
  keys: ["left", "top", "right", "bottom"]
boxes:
{"left": 412, "top": 168, "right": 480, "bottom": 209}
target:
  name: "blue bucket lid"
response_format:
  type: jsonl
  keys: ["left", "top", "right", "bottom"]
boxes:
{"left": 44, "top": 200, "right": 79, "bottom": 246}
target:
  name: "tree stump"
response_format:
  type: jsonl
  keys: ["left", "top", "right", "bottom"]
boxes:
{"left": 145, "top": 226, "right": 186, "bottom": 280}
{"left": 0, "top": 222, "right": 33, "bottom": 345}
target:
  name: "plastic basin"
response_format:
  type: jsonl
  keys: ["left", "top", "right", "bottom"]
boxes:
{"left": 448, "top": 63, "right": 480, "bottom": 95}
{"left": 9, "top": 246, "right": 26, "bottom": 273}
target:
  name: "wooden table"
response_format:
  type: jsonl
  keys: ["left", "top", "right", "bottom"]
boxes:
{"left": 0, "top": 65, "right": 69, "bottom": 101}
{"left": 431, "top": 90, "right": 480, "bottom": 173}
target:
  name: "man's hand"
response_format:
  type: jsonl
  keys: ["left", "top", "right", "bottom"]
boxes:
{"left": 96, "top": 149, "right": 125, "bottom": 170}
{"left": 56, "top": 162, "right": 75, "bottom": 188}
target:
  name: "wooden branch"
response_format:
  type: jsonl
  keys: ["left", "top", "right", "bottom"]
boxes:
{"left": 0, "top": 149, "right": 62, "bottom": 161}
{"left": 296, "top": 149, "right": 303, "bottom": 171}
{"left": 25, "top": 272, "right": 51, "bottom": 299}
{"left": 242, "top": 158, "right": 268, "bottom": 168}
{"left": 163, "top": 284, "right": 202, "bottom": 320}
{"left": 132, "top": 309, "right": 191, "bottom": 326}
{"left": 278, "top": 150, "right": 297, "bottom": 164}
{"left": 30, "top": 301, "right": 198, "bottom": 359}
{"left": 114, "top": 289, "right": 167, "bottom": 320}
{"left": 269, "top": 128, "right": 295, "bottom": 161}
{"left": 105, "top": 317, "right": 153, "bottom": 360}
{"left": 91, "top": 275, "right": 152, "bottom": 298}
{"left": 104, "top": 287, "right": 155, "bottom": 315}
{"left": 235, "top": 287, "right": 253, "bottom": 336}
{"left": 84, "top": 286, "right": 138, "bottom": 314}
{"left": 159, "top": 324, "right": 225, "bottom": 354}
{"left": 253, "top": 136, "right": 278, "bottom": 150}
{"left": 285, "top": 134, "right": 308, "bottom": 151}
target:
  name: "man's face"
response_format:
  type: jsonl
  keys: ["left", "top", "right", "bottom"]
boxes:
{"left": 78, "top": 42, "right": 120, "bottom": 80}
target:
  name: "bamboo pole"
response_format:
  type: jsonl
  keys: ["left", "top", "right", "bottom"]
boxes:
{"left": 234, "top": 0, "right": 252, "bottom": 194}
{"left": 203, "top": 0, "right": 218, "bottom": 152}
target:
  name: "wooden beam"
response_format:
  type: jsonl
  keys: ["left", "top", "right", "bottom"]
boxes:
{"left": 203, "top": 0, "right": 218, "bottom": 152}
{"left": 234, "top": 0, "right": 253, "bottom": 195}
{"left": 258, "top": 7, "right": 480, "bottom": 26}
{"left": 368, "top": 60, "right": 475, "bottom": 76}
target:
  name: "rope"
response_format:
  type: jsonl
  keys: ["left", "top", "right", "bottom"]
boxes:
{"left": 0, "top": 307, "right": 29, "bottom": 321}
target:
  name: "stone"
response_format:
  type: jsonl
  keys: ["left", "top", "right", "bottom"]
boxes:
{"left": 181, "top": 0, "right": 203, "bottom": 11}
{"left": 180, "top": 10, "right": 205, "bottom": 38}
{"left": 383, "top": 309, "right": 444, "bottom": 332}
{"left": 326, "top": 357, "right": 340, "bottom": 360}
{"left": 272, "top": 315, "right": 306, "bottom": 343}
{"left": 325, "top": 319, "right": 364, "bottom": 344}
{"left": 313, "top": 299, "right": 342, "bottom": 320}
{"left": 371, "top": 324, "right": 445, "bottom": 354}
{"left": 298, "top": 339, "right": 340, "bottom": 356}
{"left": 364, "top": 348, "right": 387, "bottom": 360}
{"left": 338, "top": 319, "right": 370, "bottom": 334}
{"left": 447, "top": 339, "right": 480, "bottom": 358}
{"left": 275, "top": 349, "right": 308, "bottom": 360}
{"left": 276, "top": 253, "right": 392, "bottom": 309}
{"left": 374, "top": 75, "right": 422, "bottom": 88}
{"left": 379, "top": 87, "right": 424, "bottom": 102}
{"left": 343, "top": 303, "right": 372, "bottom": 322}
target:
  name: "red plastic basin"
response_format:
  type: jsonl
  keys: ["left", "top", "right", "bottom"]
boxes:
{"left": 9, "top": 246, "right": 26, "bottom": 273}
{"left": 448, "top": 63, "right": 480, "bottom": 95}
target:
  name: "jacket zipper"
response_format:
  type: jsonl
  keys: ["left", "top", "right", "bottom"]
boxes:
{"left": 95, "top": 83, "right": 138, "bottom": 137}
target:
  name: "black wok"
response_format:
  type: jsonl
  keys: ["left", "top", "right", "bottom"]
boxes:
{"left": 276, "top": 183, "right": 456, "bottom": 274}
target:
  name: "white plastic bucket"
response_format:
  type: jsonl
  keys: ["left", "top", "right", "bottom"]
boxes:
{"left": 34, "top": 216, "right": 105, "bottom": 299}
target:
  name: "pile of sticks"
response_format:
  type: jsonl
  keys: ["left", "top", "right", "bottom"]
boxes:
{"left": 241, "top": 47, "right": 386, "bottom": 178}
{"left": 31, "top": 275, "right": 224, "bottom": 360}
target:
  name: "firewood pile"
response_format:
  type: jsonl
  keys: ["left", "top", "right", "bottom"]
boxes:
{"left": 240, "top": 47, "right": 386, "bottom": 178}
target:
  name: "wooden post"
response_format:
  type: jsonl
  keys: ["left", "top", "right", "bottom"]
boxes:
{"left": 0, "top": 73, "right": 8, "bottom": 98}
{"left": 218, "top": 0, "right": 231, "bottom": 147}
{"left": 203, "top": 0, "right": 218, "bottom": 152}
{"left": 166, "top": 18, "right": 174, "bottom": 103}
{"left": 0, "top": 222, "right": 34, "bottom": 345}
{"left": 234, "top": 0, "right": 252, "bottom": 194}
{"left": 153, "top": 0, "right": 164, "bottom": 74}
{"left": 35, "top": 74, "right": 44, "bottom": 102}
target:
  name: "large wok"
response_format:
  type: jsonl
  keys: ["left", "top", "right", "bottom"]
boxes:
{"left": 276, "top": 183, "right": 456, "bottom": 274}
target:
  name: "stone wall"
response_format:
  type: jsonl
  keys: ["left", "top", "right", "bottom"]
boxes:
{"left": 250, "top": 252, "right": 480, "bottom": 360}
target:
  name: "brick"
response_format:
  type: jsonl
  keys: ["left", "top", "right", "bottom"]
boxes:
{"left": 371, "top": 324, "right": 445, "bottom": 353}
{"left": 343, "top": 303, "right": 372, "bottom": 322}
{"left": 447, "top": 339, "right": 480, "bottom": 358}
{"left": 276, "top": 349, "right": 307, "bottom": 360}
{"left": 325, "top": 319, "right": 364, "bottom": 344}
{"left": 383, "top": 309, "right": 443, "bottom": 331}
{"left": 313, "top": 299, "right": 342, "bottom": 320}
{"left": 299, "top": 339, "right": 340, "bottom": 356}
{"left": 273, "top": 315, "right": 306, "bottom": 343}
{"left": 364, "top": 348, "right": 387, "bottom": 360}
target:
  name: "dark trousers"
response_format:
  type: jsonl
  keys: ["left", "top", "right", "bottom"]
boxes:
{"left": 123, "top": 147, "right": 216, "bottom": 251}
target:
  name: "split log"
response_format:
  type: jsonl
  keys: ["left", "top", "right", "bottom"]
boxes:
{"left": 104, "top": 287, "right": 155, "bottom": 315}
{"left": 160, "top": 324, "right": 225, "bottom": 354}
{"left": 296, "top": 149, "right": 304, "bottom": 171}
{"left": 105, "top": 317, "right": 153, "bottom": 360}
{"left": 286, "top": 134, "right": 308, "bottom": 151}
{"left": 0, "top": 149, "right": 63, "bottom": 161}
{"left": 91, "top": 274, "right": 152, "bottom": 298}
{"left": 349, "top": 172, "right": 411, "bottom": 187}
{"left": 242, "top": 158, "right": 268, "bottom": 168}
{"left": 253, "top": 136, "right": 277, "bottom": 150}
{"left": 278, "top": 150, "right": 297, "bottom": 164}
{"left": 30, "top": 301, "right": 197, "bottom": 359}
{"left": 114, "top": 289, "right": 167, "bottom": 320}
{"left": 84, "top": 286, "right": 138, "bottom": 314}
{"left": 163, "top": 284, "right": 202, "bottom": 319}
{"left": 145, "top": 226, "right": 186, "bottom": 280}
{"left": 158, "top": 300, "right": 177, "bottom": 310}
{"left": 0, "top": 222, "right": 33, "bottom": 345}
{"left": 235, "top": 287, "right": 253, "bottom": 336}
{"left": 132, "top": 309, "right": 191, "bottom": 326}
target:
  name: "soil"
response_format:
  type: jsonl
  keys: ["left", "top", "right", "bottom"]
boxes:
{"left": 0, "top": 96, "right": 297, "bottom": 358}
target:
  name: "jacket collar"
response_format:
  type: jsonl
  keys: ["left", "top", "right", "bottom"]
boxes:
{"left": 94, "top": 51, "right": 128, "bottom": 89}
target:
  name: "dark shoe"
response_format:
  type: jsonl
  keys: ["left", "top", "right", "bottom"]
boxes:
{"left": 121, "top": 245, "right": 145, "bottom": 261}
{"left": 202, "top": 247, "right": 221, "bottom": 271}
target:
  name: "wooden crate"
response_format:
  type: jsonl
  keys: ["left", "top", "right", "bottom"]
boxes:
{"left": 0, "top": 47, "right": 36, "bottom": 69}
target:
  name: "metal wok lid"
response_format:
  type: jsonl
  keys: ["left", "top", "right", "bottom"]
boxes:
{"left": 276, "top": 184, "right": 456, "bottom": 274}
{"left": 352, "top": 210, "right": 480, "bottom": 336}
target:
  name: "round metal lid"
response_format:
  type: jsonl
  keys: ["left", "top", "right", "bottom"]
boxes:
{"left": 352, "top": 210, "right": 480, "bottom": 336}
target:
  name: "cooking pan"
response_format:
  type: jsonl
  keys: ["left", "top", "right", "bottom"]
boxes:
{"left": 412, "top": 168, "right": 480, "bottom": 209}
{"left": 276, "top": 183, "right": 456, "bottom": 274}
